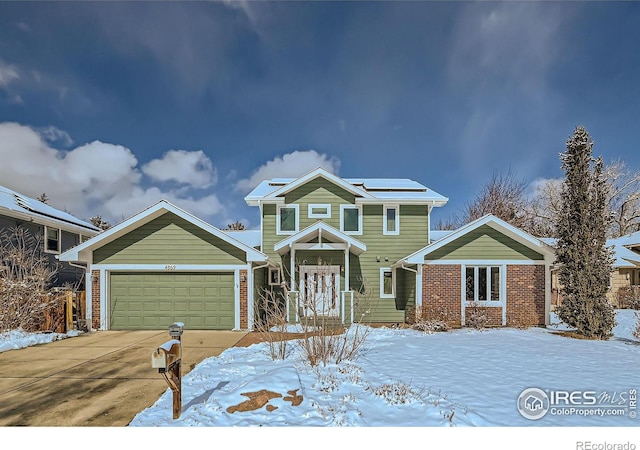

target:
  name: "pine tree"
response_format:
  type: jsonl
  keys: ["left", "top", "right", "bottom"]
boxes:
{"left": 555, "top": 126, "right": 615, "bottom": 339}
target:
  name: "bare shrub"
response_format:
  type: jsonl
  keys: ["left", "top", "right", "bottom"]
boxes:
{"left": 634, "top": 311, "right": 640, "bottom": 339}
{"left": 466, "top": 303, "right": 488, "bottom": 330}
{"left": 0, "top": 227, "right": 62, "bottom": 332}
{"left": 617, "top": 286, "right": 640, "bottom": 310}
{"left": 411, "top": 305, "right": 449, "bottom": 334}
{"left": 370, "top": 382, "right": 418, "bottom": 405}
{"left": 254, "top": 284, "right": 289, "bottom": 360}
{"left": 297, "top": 262, "right": 372, "bottom": 367}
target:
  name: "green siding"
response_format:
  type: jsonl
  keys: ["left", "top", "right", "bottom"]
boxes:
{"left": 427, "top": 225, "right": 544, "bottom": 261}
{"left": 109, "top": 272, "right": 235, "bottom": 330}
{"left": 94, "top": 212, "right": 247, "bottom": 265}
{"left": 262, "top": 180, "right": 431, "bottom": 324}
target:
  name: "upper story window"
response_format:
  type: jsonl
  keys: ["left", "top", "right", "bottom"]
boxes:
{"left": 340, "top": 205, "right": 362, "bottom": 235}
{"left": 308, "top": 203, "right": 331, "bottom": 219}
{"left": 44, "top": 226, "right": 61, "bottom": 254}
{"left": 383, "top": 205, "right": 399, "bottom": 235}
{"left": 465, "top": 266, "right": 502, "bottom": 302}
{"left": 277, "top": 204, "right": 299, "bottom": 235}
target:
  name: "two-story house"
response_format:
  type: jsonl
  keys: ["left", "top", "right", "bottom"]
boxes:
{"left": 59, "top": 168, "right": 554, "bottom": 331}
{"left": 0, "top": 185, "right": 101, "bottom": 289}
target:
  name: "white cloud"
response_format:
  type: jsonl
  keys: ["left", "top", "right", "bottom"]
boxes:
{"left": 142, "top": 149, "right": 217, "bottom": 188}
{"left": 0, "top": 122, "right": 225, "bottom": 223}
{"left": 234, "top": 150, "right": 341, "bottom": 193}
{"left": 448, "top": 2, "right": 567, "bottom": 92}
{"left": 0, "top": 62, "right": 20, "bottom": 88}
{"left": 36, "top": 125, "right": 74, "bottom": 147}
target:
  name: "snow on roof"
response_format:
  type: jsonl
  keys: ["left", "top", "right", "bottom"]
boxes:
{"left": 541, "top": 233, "right": 640, "bottom": 268}
{"left": 245, "top": 175, "right": 448, "bottom": 204}
{"left": 429, "top": 230, "right": 456, "bottom": 243}
{"left": 0, "top": 185, "right": 100, "bottom": 233}
{"left": 224, "top": 229, "right": 261, "bottom": 249}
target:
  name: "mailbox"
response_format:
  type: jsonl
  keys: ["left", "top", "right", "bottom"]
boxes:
{"left": 151, "top": 324, "right": 184, "bottom": 419}
{"left": 151, "top": 339, "right": 182, "bottom": 372}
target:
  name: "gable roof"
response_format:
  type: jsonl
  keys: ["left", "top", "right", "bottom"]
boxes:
{"left": 0, "top": 184, "right": 100, "bottom": 234}
{"left": 273, "top": 221, "right": 367, "bottom": 256}
{"left": 245, "top": 167, "right": 448, "bottom": 206}
{"left": 400, "top": 214, "right": 555, "bottom": 265}
{"left": 540, "top": 232, "right": 640, "bottom": 268}
{"left": 607, "top": 231, "right": 640, "bottom": 268}
{"left": 58, "top": 200, "right": 267, "bottom": 263}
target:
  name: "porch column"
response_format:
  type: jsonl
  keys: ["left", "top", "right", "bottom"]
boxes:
{"left": 416, "top": 263, "right": 423, "bottom": 308}
{"left": 290, "top": 246, "right": 296, "bottom": 322}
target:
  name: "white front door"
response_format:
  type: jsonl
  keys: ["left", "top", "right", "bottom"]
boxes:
{"left": 299, "top": 265, "right": 340, "bottom": 316}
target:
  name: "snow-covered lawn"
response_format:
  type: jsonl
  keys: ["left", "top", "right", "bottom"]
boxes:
{"left": 2, "top": 311, "right": 638, "bottom": 448}
{"left": 0, "top": 328, "right": 80, "bottom": 352}
{"left": 129, "top": 310, "right": 639, "bottom": 431}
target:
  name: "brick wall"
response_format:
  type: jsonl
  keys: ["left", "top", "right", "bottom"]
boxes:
{"left": 239, "top": 269, "right": 248, "bottom": 330}
{"left": 506, "top": 265, "right": 546, "bottom": 327}
{"left": 91, "top": 269, "right": 100, "bottom": 330}
{"left": 421, "top": 265, "right": 462, "bottom": 327}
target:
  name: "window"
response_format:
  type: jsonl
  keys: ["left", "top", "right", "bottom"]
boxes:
{"left": 465, "top": 266, "right": 501, "bottom": 302}
{"left": 340, "top": 205, "right": 362, "bottom": 235}
{"left": 277, "top": 205, "right": 299, "bottom": 234}
{"left": 380, "top": 268, "right": 394, "bottom": 298}
{"left": 383, "top": 205, "right": 399, "bottom": 235}
{"left": 45, "top": 226, "right": 61, "bottom": 253}
{"left": 268, "top": 268, "right": 281, "bottom": 286}
{"left": 308, "top": 204, "right": 331, "bottom": 219}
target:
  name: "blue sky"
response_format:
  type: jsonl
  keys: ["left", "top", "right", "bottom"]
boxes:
{"left": 0, "top": 1, "right": 639, "bottom": 229}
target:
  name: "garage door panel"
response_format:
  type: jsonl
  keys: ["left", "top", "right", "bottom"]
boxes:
{"left": 110, "top": 272, "right": 235, "bottom": 330}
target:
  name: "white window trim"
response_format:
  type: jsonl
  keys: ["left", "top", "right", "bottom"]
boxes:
{"left": 462, "top": 265, "right": 505, "bottom": 304}
{"left": 383, "top": 204, "right": 400, "bottom": 235}
{"left": 44, "top": 226, "right": 61, "bottom": 254}
{"left": 308, "top": 203, "right": 332, "bottom": 219}
{"left": 380, "top": 267, "right": 395, "bottom": 298}
{"left": 276, "top": 204, "right": 299, "bottom": 235}
{"left": 340, "top": 204, "right": 362, "bottom": 235}
{"left": 268, "top": 267, "right": 281, "bottom": 286}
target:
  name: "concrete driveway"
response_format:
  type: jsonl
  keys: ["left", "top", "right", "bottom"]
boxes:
{"left": 0, "top": 330, "right": 247, "bottom": 426}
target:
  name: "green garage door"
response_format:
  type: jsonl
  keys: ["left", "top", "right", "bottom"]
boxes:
{"left": 109, "top": 272, "right": 235, "bottom": 330}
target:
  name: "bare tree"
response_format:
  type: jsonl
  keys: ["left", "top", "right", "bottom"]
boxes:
{"left": 36, "top": 193, "right": 49, "bottom": 204}
{"left": 604, "top": 159, "right": 640, "bottom": 237}
{"left": 226, "top": 221, "right": 246, "bottom": 231}
{"left": 89, "top": 215, "right": 112, "bottom": 231}
{"left": 461, "top": 170, "right": 530, "bottom": 229}
{"left": 0, "top": 227, "right": 63, "bottom": 331}
{"left": 526, "top": 178, "right": 564, "bottom": 237}
{"left": 528, "top": 160, "right": 640, "bottom": 238}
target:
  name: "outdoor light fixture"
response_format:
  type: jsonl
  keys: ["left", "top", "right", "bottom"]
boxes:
{"left": 168, "top": 322, "right": 184, "bottom": 339}
{"left": 376, "top": 256, "right": 380, "bottom": 262}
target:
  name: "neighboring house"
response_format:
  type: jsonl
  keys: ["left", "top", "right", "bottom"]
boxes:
{"left": 0, "top": 185, "right": 101, "bottom": 288}
{"left": 59, "top": 168, "right": 554, "bottom": 331}
{"left": 544, "top": 232, "right": 640, "bottom": 308}
{"left": 606, "top": 231, "right": 640, "bottom": 307}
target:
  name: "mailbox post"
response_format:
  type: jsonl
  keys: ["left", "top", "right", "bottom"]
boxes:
{"left": 151, "top": 322, "right": 184, "bottom": 419}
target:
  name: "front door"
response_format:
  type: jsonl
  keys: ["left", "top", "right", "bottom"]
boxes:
{"left": 299, "top": 265, "right": 340, "bottom": 316}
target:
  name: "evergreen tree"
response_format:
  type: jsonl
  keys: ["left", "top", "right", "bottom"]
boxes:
{"left": 555, "top": 126, "right": 615, "bottom": 339}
